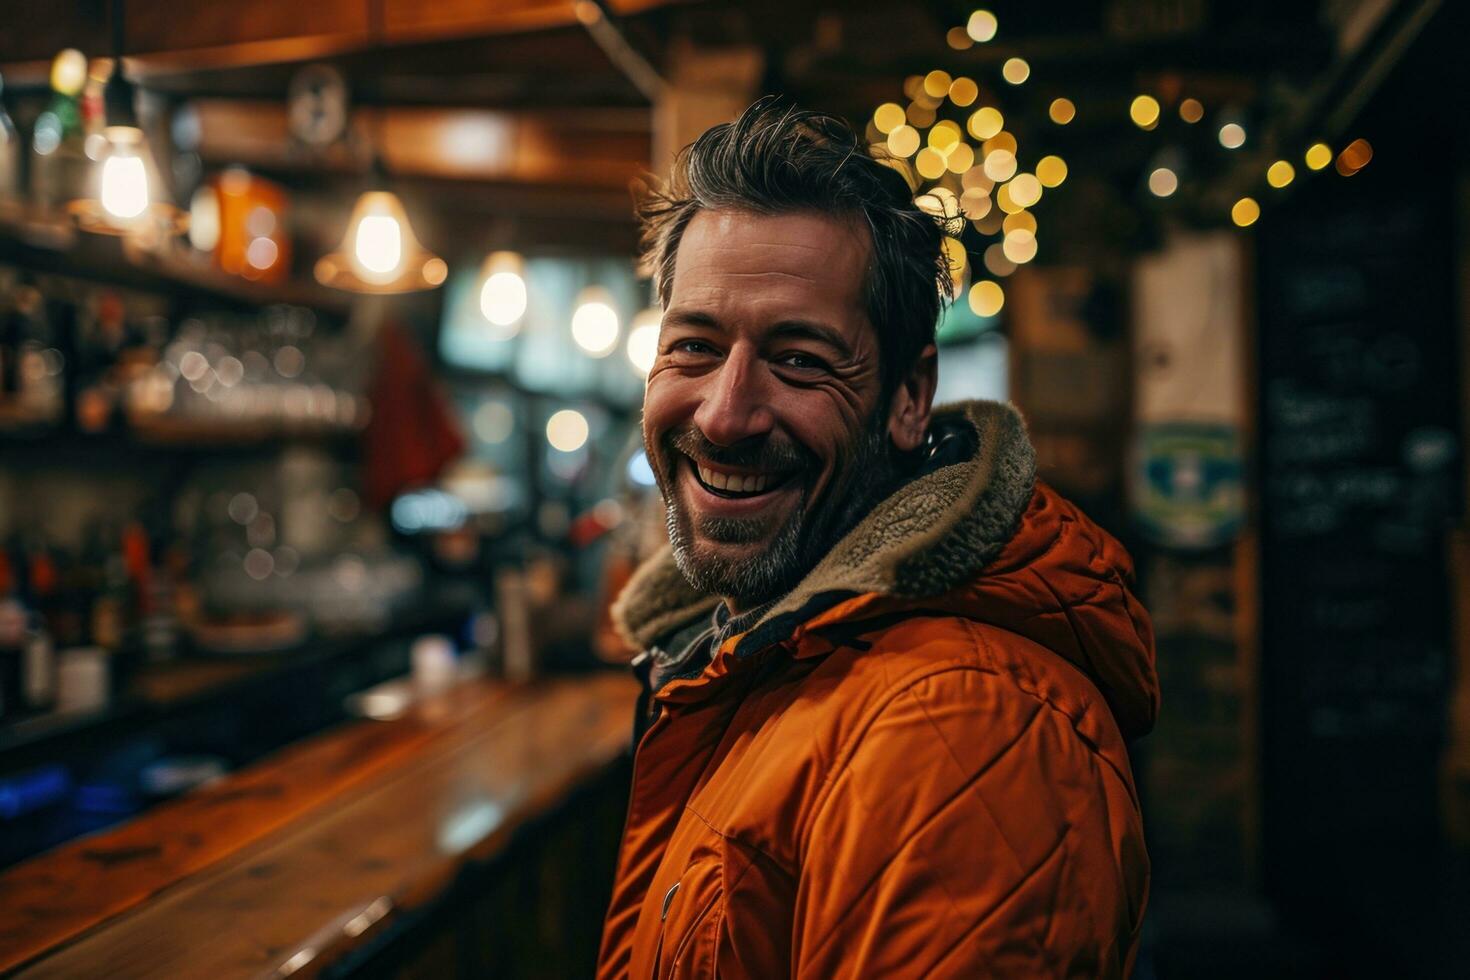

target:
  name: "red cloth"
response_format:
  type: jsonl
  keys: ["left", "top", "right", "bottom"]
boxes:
{"left": 361, "top": 322, "right": 465, "bottom": 510}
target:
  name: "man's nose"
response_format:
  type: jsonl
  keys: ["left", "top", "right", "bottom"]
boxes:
{"left": 692, "top": 352, "right": 775, "bottom": 447}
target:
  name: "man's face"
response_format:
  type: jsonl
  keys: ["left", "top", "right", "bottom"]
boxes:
{"left": 643, "top": 209, "right": 904, "bottom": 610}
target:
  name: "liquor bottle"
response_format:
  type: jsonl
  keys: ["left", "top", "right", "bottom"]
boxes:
{"left": 0, "top": 71, "right": 21, "bottom": 213}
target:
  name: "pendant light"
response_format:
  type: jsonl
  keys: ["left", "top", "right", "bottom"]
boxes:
{"left": 475, "top": 250, "right": 527, "bottom": 337}
{"left": 315, "top": 106, "right": 445, "bottom": 294}
{"left": 67, "top": 3, "right": 185, "bottom": 239}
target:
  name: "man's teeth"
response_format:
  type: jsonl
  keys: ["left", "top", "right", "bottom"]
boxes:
{"left": 697, "top": 464, "right": 772, "bottom": 494}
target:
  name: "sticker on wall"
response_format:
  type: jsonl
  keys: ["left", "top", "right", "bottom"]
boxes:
{"left": 1132, "top": 421, "right": 1245, "bottom": 549}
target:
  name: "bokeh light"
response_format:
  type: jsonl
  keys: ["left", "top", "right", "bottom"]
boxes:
{"left": 1130, "top": 95, "right": 1161, "bottom": 129}
{"left": 969, "top": 279, "right": 1005, "bottom": 317}
{"left": 1036, "top": 155, "right": 1068, "bottom": 187}
{"left": 949, "top": 77, "right": 979, "bottom": 107}
{"left": 546, "top": 409, "right": 589, "bottom": 452}
{"left": 1148, "top": 167, "right": 1178, "bottom": 197}
{"left": 1231, "top": 197, "right": 1261, "bottom": 227}
{"left": 1267, "top": 160, "right": 1296, "bottom": 188}
{"left": 1305, "top": 142, "right": 1333, "bottom": 170}
{"left": 874, "top": 103, "right": 906, "bottom": 134}
{"left": 967, "top": 10, "right": 999, "bottom": 42}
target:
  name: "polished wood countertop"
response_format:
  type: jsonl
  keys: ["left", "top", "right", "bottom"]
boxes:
{"left": 0, "top": 671, "right": 638, "bottom": 978}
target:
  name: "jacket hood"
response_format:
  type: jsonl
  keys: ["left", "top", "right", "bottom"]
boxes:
{"left": 614, "top": 399, "right": 1159, "bottom": 738}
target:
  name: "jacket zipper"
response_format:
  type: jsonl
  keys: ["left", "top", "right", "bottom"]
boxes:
{"left": 650, "top": 881, "right": 680, "bottom": 980}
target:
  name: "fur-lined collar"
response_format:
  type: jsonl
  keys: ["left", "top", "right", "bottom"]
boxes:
{"left": 613, "top": 400, "right": 1037, "bottom": 651}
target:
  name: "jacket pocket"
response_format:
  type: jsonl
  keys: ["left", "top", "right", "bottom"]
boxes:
{"left": 649, "top": 857, "right": 724, "bottom": 980}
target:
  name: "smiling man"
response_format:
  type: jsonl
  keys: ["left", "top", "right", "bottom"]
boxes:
{"left": 597, "top": 99, "right": 1159, "bottom": 979}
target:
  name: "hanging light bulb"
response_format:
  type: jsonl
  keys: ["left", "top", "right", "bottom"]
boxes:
{"left": 571, "top": 286, "right": 620, "bottom": 357}
{"left": 68, "top": 58, "right": 185, "bottom": 239}
{"left": 476, "top": 250, "right": 527, "bottom": 336}
{"left": 625, "top": 307, "right": 661, "bottom": 375}
{"left": 315, "top": 190, "right": 446, "bottom": 293}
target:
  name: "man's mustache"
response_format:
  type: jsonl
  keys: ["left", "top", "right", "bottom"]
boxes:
{"left": 663, "top": 425, "right": 810, "bottom": 474}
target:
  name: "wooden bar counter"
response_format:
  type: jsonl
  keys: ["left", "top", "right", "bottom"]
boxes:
{"left": 0, "top": 671, "right": 639, "bottom": 979}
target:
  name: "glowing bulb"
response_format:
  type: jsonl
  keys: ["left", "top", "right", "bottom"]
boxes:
{"left": 354, "top": 215, "right": 402, "bottom": 276}
{"left": 1036, "top": 155, "right": 1068, "bottom": 187}
{"left": 100, "top": 152, "right": 149, "bottom": 220}
{"left": 969, "top": 280, "right": 1004, "bottom": 317}
{"left": 1002, "top": 230, "right": 1037, "bottom": 264}
{"left": 915, "top": 148, "right": 947, "bottom": 180}
{"left": 983, "top": 149, "right": 1017, "bottom": 182}
{"left": 546, "top": 409, "right": 590, "bottom": 452}
{"left": 1001, "top": 58, "right": 1030, "bottom": 85}
{"left": 626, "top": 309, "right": 661, "bottom": 375}
{"left": 51, "top": 49, "right": 87, "bottom": 96}
{"left": 874, "top": 103, "right": 906, "bottom": 134}
{"left": 571, "top": 288, "right": 620, "bottom": 356}
{"left": 1148, "top": 167, "right": 1178, "bottom": 197}
{"left": 887, "top": 125, "right": 920, "bottom": 158}
{"left": 923, "top": 70, "right": 952, "bottom": 98}
{"left": 967, "top": 10, "right": 998, "bottom": 42}
{"left": 1008, "top": 173, "right": 1042, "bottom": 207}
{"left": 968, "top": 106, "right": 1004, "bottom": 140}
{"left": 1231, "top": 197, "right": 1260, "bottom": 227}
{"left": 1266, "top": 160, "right": 1295, "bottom": 188}
{"left": 478, "top": 252, "right": 528, "bottom": 330}
{"left": 1130, "top": 95, "right": 1161, "bottom": 129}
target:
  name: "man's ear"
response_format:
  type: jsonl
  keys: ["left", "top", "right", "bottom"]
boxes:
{"left": 887, "top": 343, "right": 938, "bottom": 452}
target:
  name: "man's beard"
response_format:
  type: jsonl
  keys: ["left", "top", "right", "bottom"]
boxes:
{"left": 653, "top": 409, "right": 905, "bottom": 609}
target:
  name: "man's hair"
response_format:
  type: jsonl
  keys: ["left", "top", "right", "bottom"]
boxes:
{"left": 636, "top": 96, "right": 951, "bottom": 400}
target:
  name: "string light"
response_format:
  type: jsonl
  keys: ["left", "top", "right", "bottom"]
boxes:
{"left": 923, "top": 70, "right": 953, "bottom": 98}
{"left": 1266, "top": 160, "right": 1295, "bottom": 188}
{"left": 967, "top": 10, "right": 999, "bottom": 42}
{"left": 1231, "top": 197, "right": 1260, "bottom": 227}
{"left": 873, "top": 103, "right": 905, "bottom": 134}
{"left": 887, "top": 125, "right": 920, "bottom": 157}
{"left": 1336, "top": 138, "right": 1373, "bottom": 175}
{"left": 1001, "top": 58, "right": 1030, "bottom": 85}
{"left": 949, "top": 77, "right": 979, "bottom": 107}
{"left": 571, "top": 287, "right": 620, "bottom": 356}
{"left": 1007, "top": 173, "right": 1042, "bottom": 208}
{"left": 969, "top": 280, "right": 1005, "bottom": 317}
{"left": 1130, "top": 95, "right": 1161, "bottom": 129}
{"left": 1036, "top": 155, "right": 1068, "bottom": 187}
{"left": 1304, "top": 142, "right": 1333, "bottom": 171}
{"left": 968, "top": 107, "right": 1004, "bottom": 140}
{"left": 1147, "top": 168, "right": 1178, "bottom": 197}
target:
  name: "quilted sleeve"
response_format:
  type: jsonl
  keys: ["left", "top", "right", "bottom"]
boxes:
{"left": 791, "top": 666, "right": 1149, "bottom": 979}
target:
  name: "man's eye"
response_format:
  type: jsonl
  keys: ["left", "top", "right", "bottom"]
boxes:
{"left": 778, "top": 352, "right": 829, "bottom": 372}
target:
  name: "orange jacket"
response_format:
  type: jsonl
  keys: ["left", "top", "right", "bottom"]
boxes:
{"left": 597, "top": 401, "right": 1158, "bottom": 979}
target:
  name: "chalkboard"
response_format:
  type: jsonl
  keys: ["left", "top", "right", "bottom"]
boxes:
{"left": 1255, "top": 145, "right": 1461, "bottom": 940}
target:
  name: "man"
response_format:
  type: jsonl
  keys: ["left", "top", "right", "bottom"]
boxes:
{"left": 597, "top": 98, "right": 1158, "bottom": 979}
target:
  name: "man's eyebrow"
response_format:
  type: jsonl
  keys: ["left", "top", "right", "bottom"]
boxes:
{"left": 769, "top": 320, "right": 854, "bottom": 360}
{"left": 661, "top": 309, "right": 723, "bottom": 330}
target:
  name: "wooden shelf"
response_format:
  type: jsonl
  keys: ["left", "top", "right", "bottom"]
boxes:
{"left": 0, "top": 216, "right": 351, "bottom": 316}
